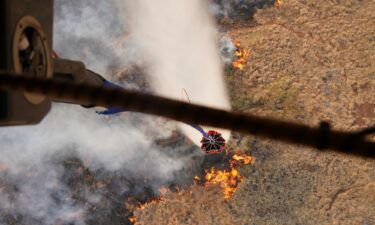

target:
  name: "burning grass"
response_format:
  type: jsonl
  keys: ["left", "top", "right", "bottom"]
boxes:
{"left": 203, "top": 153, "right": 254, "bottom": 199}
{"left": 274, "top": 0, "right": 282, "bottom": 8}
{"left": 232, "top": 41, "right": 250, "bottom": 70}
{"left": 129, "top": 152, "right": 255, "bottom": 225}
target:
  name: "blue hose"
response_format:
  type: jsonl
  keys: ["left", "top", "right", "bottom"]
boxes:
{"left": 97, "top": 80, "right": 208, "bottom": 138}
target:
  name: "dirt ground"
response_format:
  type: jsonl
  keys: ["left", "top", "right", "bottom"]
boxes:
{"left": 135, "top": 0, "right": 375, "bottom": 224}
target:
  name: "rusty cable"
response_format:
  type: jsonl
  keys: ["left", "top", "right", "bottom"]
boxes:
{"left": 0, "top": 72, "right": 374, "bottom": 158}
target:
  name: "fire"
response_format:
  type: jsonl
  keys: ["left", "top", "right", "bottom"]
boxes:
{"left": 130, "top": 153, "right": 254, "bottom": 224}
{"left": 204, "top": 168, "right": 240, "bottom": 199}
{"left": 137, "top": 200, "right": 157, "bottom": 210}
{"left": 274, "top": 0, "right": 283, "bottom": 8}
{"left": 232, "top": 154, "right": 253, "bottom": 164}
{"left": 232, "top": 41, "right": 250, "bottom": 70}
{"left": 128, "top": 216, "right": 137, "bottom": 224}
{"left": 128, "top": 187, "right": 170, "bottom": 224}
{"left": 204, "top": 153, "right": 254, "bottom": 199}
{"left": 134, "top": 187, "right": 168, "bottom": 211}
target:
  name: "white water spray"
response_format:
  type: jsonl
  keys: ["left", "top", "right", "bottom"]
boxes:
{"left": 121, "top": 0, "right": 231, "bottom": 145}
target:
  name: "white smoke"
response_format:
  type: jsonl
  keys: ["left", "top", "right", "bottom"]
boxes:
{"left": 119, "top": 0, "right": 231, "bottom": 145}
{"left": 0, "top": 162, "right": 87, "bottom": 225}
{"left": 0, "top": 104, "right": 184, "bottom": 224}
{"left": 219, "top": 35, "right": 237, "bottom": 65}
{"left": 209, "top": 0, "right": 275, "bottom": 20}
{"left": 53, "top": 0, "right": 140, "bottom": 76}
{"left": 0, "top": 0, "right": 231, "bottom": 224}
{"left": 209, "top": 0, "right": 233, "bottom": 18}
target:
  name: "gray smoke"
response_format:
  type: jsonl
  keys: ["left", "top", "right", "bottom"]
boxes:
{"left": 0, "top": 161, "right": 87, "bottom": 225}
{"left": 0, "top": 103, "right": 187, "bottom": 224}
{"left": 0, "top": 0, "right": 197, "bottom": 224}
{"left": 209, "top": 0, "right": 275, "bottom": 20}
{"left": 0, "top": 0, "right": 234, "bottom": 224}
{"left": 219, "top": 35, "right": 237, "bottom": 65}
{"left": 53, "top": 0, "right": 141, "bottom": 76}
{"left": 119, "top": 0, "right": 232, "bottom": 145}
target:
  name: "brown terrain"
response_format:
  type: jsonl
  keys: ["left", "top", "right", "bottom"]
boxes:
{"left": 134, "top": 0, "right": 375, "bottom": 224}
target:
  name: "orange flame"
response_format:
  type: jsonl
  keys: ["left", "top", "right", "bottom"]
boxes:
{"left": 131, "top": 153, "right": 254, "bottom": 224}
{"left": 274, "top": 0, "right": 282, "bottom": 8}
{"left": 232, "top": 154, "right": 253, "bottom": 164}
{"left": 232, "top": 41, "right": 250, "bottom": 70}
{"left": 204, "top": 153, "right": 254, "bottom": 199}
{"left": 135, "top": 187, "right": 168, "bottom": 211}
{"left": 129, "top": 216, "right": 137, "bottom": 224}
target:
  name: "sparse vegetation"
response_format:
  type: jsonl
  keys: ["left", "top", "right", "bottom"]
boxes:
{"left": 135, "top": 0, "right": 375, "bottom": 224}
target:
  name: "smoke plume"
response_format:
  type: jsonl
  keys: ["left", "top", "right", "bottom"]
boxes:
{"left": 119, "top": 0, "right": 231, "bottom": 145}
{"left": 209, "top": 0, "right": 275, "bottom": 20}
{"left": 0, "top": 0, "right": 234, "bottom": 224}
{"left": 1, "top": 0, "right": 201, "bottom": 224}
